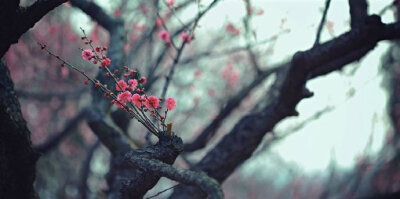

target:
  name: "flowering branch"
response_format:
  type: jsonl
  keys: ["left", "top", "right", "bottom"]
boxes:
{"left": 39, "top": 26, "right": 180, "bottom": 137}
{"left": 38, "top": 42, "right": 160, "bottom": 136}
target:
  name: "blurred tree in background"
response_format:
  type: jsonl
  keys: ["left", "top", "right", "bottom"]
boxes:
{"left": 4, "top": 0, "right": 400, "bottom": 198}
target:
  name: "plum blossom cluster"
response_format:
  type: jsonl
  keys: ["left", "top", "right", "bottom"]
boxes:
{"left": 225, "top": 23, "right": 241, "bottom": 36}
{"left": 80, "top": 42, "right": 111, "bottom": 67}
{"left": 155, "top": 1, "right": 195, "bottom": 46}
{"left": 112, "top": 77, "right": 177, "bottom": 135}
{"left": 109, "top": 67, "right": 177, "bottom": 131}
{"left": 158, "top": 30, "right": 171, "bottom": 44}
{"left": 157, "top": 30, "right": 194, "bottom": 45}
{"left": 39, "top": 29, "right": 177, "bottom": 136}
{"left": 179, "top": 32, "right": 193, "bottom": 44}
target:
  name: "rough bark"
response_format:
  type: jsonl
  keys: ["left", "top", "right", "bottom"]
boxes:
{"left": 125, "top": 157, "right": 223, "bottom": 199}
{"left": 107, "top": 132, "right": 183, "bottom": 199}
{"left": 0, "top": 0, "right": 67, "bottom": 57}
{"left": 349, "top": 0, "right": 368, "bottom": 29}
{"left": 0, "top": 59, "right": 39, "bottom": 199}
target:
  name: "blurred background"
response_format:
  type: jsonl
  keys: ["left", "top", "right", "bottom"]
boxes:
{"left": 5, "top": 0, "right": 400, "bottom": 198}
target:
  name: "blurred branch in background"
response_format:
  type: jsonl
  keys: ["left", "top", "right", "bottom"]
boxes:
{"left": 78, "top": 140, "right": 100, "bottom": 199}
{"left": 34, "top": 109, "right": 87, "bottom": 154}
{"left": 17, "top": 88, "right": 86, "bottom": 101}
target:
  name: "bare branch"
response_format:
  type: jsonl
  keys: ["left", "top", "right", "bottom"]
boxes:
{"left": 252, "top": 106, "right": 334, "bottom": 158}
{"left": 145, "top": 0, "right": 223, "bottom": 90}
{"left": 314, "top": 0, "right": 332, "bottom": 46}
{"left": 78, "top": 140, "right": 101, "bottom": 199}
{"left": 70, "top": 0, "right": 120, "bottom": 31}
{"left": 86, "top": 110, "right": 134, "bottom": 156}
{"left": 308, "top": 45, "right": 373, "bottom": 78}
{"left": 125, "top": 157, "right": 223, "bottom": 199}
{"left": 171, "top": 16, "right": 400, "bottom": 198}
{"left": 184, "top": 66, "right": 282, "bottom": 152}
{"left": 246, "top": 47, "right": 262, "bottom": 74}
{"left": 116, "top": 132, "right": 183, "bottom": 198}
{"left": 243, "top": 0, "right": 262, "bottom": 74}
{"left": 160, "top": 42, "right": 186, "bottom": 99}
{"left": 21, "top": 0, "right": 67, "bottom": 26}
{"left": 110, "top": 110, "right": 132, "bottom": 134}
{"left": 178, "top": 31, "right": 287, "bottom": 66}
{"left": 349, "top": 0, "right": 368, "bottom": 29}
{"left": 363, "top": 191, "right": 400, "bottom": 199}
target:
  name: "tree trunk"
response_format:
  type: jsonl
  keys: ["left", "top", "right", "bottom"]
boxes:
{"left": 0, "top": 59, "right": 39, "bottom": 199}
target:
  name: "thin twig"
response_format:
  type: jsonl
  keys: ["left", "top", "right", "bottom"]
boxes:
{"left": 145, "top": 184, "right": 180, "bottom": 199}
{"left": 145, "top": 0, "right": 222, "bottom": 89}
{"left": 160, "top": 42, "right": 186, "bottom": 100}
{"left": 38, "top": 43, "right": 160, "bottom": 136}
{"left": 159, "top": 1, "right": 208, "bottom": 100}
{"left": 314, "top": 0, "right": 332, "bottom": 46}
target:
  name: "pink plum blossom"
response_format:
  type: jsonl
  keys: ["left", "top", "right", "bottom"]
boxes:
{"left": 165, "top": 97, "right": 176, "bottom": 110}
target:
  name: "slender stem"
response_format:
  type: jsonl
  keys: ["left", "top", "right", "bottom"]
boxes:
{"left": 314, "top": 0, "right": 332, "bottom": 46}
{"left": 145, "top": 184, "right": 180, "bottom": 199}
